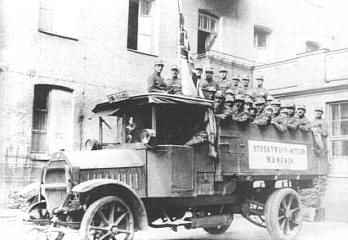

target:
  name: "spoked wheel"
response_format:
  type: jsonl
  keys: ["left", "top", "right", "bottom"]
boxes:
{"left": 202, "top": 206, "right": 233, "bottom": 235}
{"left": 26, "top": 201, "right": 50, "bottom": 224}
{"left": 80, "top": 196, "right": 135, "bottom": 240}
{"left": 264, "top": 188, "right": 303, "bottom": 240}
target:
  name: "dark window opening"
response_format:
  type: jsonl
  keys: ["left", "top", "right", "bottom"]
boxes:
{"left": 127, "top": 0, "right": 139, "bottom": 50}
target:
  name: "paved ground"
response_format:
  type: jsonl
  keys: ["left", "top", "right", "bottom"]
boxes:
{"left": 1, "top": 209, "right": 348, "bottom": 240}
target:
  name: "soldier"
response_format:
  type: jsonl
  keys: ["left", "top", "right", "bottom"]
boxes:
{"left": 166, "top": 64, "right": 182, "bottom": 95}
{"left": 218, "top": 89, "right": 235, "bottom": 119}
{"left": 202, "top": 85, "right": 217, "bottom": 100}
{"left": 253, "top": 97, "right": 271, "bottom": 126}
{"left": 201, "top": 67, "right": 220, "bottom": 92}
{"left": 252, "top": 75, "right": 268, "bottom": 100}
{"left": 286, "top": 103, "right": 299, "bottom": 131}
{"left": 244, "top": 96, "right": 253, "bottom": 113}
{"left": 147, "top": 59, "right": 167, "bottom": 93}
{"left": 232, "top": 94, "right": 250, "bottom": 122}
{"left": 230, "top": 74, "right": 242, "bottom": 95}
{"left": 240, "top": 75, "right": 253, "bottom": 96}
{"left": 195, "top": 65, "right": 205, "bottom": 97}
{"left": 218, "top": 67, "right": 233, "bottom": 92}
{"left": 250, "top": 103, "right": 257, "bottom": 122}
{"left": 311, "top": 107, "right": 328, "bottom": 149}
{"left": 271, "top": 99, "right": 281, "bottom": 118}
{"left": 214, "top": 90, "right": 225, "bottom": 114}
{"left": 266, "top": 95, "right": 275, "bottom": 106}
{"left": 296, "top": 105, "right": 311, "bottom": 132}
{"left": 271, "top": 106, "right": 288, "bottom": 132}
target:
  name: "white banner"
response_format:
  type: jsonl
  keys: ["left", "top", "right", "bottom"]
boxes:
{"left": 248, "top": 140, "right": 308, "bottom": 170}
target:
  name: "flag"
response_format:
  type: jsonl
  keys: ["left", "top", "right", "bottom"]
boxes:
{"left": 178, "top": 1, "right": 198, "bottom": 97}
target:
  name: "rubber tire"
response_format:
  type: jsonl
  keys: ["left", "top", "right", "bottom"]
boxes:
{"left": 79, "top": 196, "right": 135, "bottom": 240}
{"left": 203, "top": 214, "right": 233, "bottom": 235}
{"left": 264, "top": 188, "right": 303, "bottom": 240}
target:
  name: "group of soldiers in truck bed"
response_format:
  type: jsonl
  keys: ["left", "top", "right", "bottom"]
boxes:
{"left": 147, "top": 60, "right": 328, "bottom": 148}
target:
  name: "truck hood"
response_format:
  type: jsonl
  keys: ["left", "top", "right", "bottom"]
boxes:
{"left": 64, "top": 148, "right": 145, "bottom": 169}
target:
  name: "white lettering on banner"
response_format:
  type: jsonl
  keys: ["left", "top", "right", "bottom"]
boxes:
{"left": 248, "top": 140, "right": 308, "bottom": 170}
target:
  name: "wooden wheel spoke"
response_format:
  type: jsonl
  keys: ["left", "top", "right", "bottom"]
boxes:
{"left": 99, "top": 232, "right": 112, "bottom": 240}
{"left": 109, "top": 204, "right": 115, "bottom": 224}
{"left": 284, "top": 219, "right": 290, "bottom": 234}
{"left": 278, "top": 215, "right": 286, "bottom": 221}
{"left": 279, "top": 218, "right": 286, "bottom": 230}
{"left": 115, "top": 228, "right": 131, "bottom": 234}
{"left": 114, "top": 212, "right": 129, "bottom": 226}
{"left": 98, "top": 209, "right": 110, "bottom": 226}
{"left": 286, "top": 195, "right": 295, "bottom": 211}
{"left": 290, "top": 207, "right": 301, "bottom": 214}
{"left": 90, "top": 226, "right": 110, "bottom": 231}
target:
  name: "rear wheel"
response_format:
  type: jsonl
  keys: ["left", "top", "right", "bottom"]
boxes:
{"left": 80, "top": 196, "right": 135, "bottom": 240}
{"left": 264, "top": 188, "right": 303, "bottom": 240}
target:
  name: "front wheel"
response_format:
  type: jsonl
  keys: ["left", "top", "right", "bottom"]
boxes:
{"left": 80, "top": 196, "right": 135, "bottom": 240}
{"left": 264, "top": 188, "right": 303, "bottom": 240}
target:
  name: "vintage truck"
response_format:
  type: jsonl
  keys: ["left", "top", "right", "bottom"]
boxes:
{"left": 27, "top": 93, "right": 328, "bottom": 240}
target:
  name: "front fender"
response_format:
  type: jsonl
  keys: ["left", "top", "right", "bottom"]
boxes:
{"left": 72, "top": 179, "right": 148, "bottom": 231}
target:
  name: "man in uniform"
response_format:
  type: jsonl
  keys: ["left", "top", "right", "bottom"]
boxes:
{"left": 250, "top": 103, "right": 257, "bottom": 122}
{"left": 147, "top": 60, "right": 167, "bottom": 93}
{"left": 271, "top": 99, "right": 281, "bottom": 119}
{"left": 214, "top": 90, "right": 225, "bottom": 114}
{"left": 286, "top": 103, "right": 299, "bottom": 130}
{"left": 253, "top": 97, "right": 271, "bottom": 126}
{"left": 232, "top": 94, "right": 250, "bottom": 122}
{"left": 296, "top": 105, "right": 311, "bottom": 132}
{"left": 195, "top": 65, "right": 205, "bottom": 97}
{"left": 218, "top": 67, "right": 232, "bottom": 92}
{"left": 166, "top": 64, "right": 182, "bottom": 95}
{"left": 271, "top": 106, "right": 288, "bottom": 132}
{"left": 202, "top": 85, "right": 217, "bottom": 100}
{"left": 240, "top": 74, "right": 253, "bottom": 96}
{"left": 252, "top": 75, "right": 268, "bottom": 100}
{"left": 201, "top": 67, "right": 220, "bottom": 92}
{"left": 230, "top": 74, "right": 242, "bottom": 95}
{"left": 216, "top": 89, "right": 234, "bottom": 120}
{"left": 244, "top": 96, "right": 253, "bottom": 113}
{"left": 311, "top": 107, "right": 328, "bottom": 150}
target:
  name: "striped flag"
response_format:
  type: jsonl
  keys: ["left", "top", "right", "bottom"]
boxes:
{"left": 178, "top": 1, "right": 198, "bottom": 97}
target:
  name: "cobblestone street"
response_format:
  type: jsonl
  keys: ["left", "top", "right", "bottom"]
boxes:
{"left": 1, "top": 209, "right": 348, "bottom": 240}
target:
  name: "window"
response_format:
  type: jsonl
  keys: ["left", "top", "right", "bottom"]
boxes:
{"left": 127, "top": 0, "right": 159, "bottom": 55}
{"left": 306, "top": 41, "right": 320, "bottom": 52}
{"left": 31, "top": 85, "right": 73, "bottom": 155}
{"left": 254, "top": 26, "right": 271, "bottom": 48}
{"left": 330, "top": 102, "right": 348, "bottom": 157}
{"left": 38, "top": 0, "right": 80, "bottom": 39}
{"left": 197, "top": 12, "right": 218, "bottom": 54}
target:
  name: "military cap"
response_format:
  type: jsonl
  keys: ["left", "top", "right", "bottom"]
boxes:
{"left": 232, "top": 74, "right": 240, "bottom": 80}
{"left": 286, "top": 103, "right": 296, "bottom": 109}
{"left": 267, "top": 95, "right": 275, "bottom": 101}
{"left": 314, "top": 106, "right": 324, "bottom": 112}
{"left": 225, "top": 94, "right": 234, "bottom": 102}
{"left": 297, "top": 105, "right": 306, "bottom": 110}
{"left": 280, "top": 108, "right": 289, "bottom": 113}
{"left": 254, "top": 97, "right": 266, "bottom": 105}
{"left": 235, "top": 94, "right": 245, "bottom": 101}
{"left": 205, "top": 67, "right": 214, "bottom": 73}
{"left": 170, "top": 64, "right": 179, "bottom": 70}
{"left": 154, "top": 59, "right": 164, "bottom": 66}
{"left": 255, "top": 75, "right": 264, "bottom": 80}
{"left": 203, "top": 85, "right": 217, "bottom": 92}
{"left": 242, "top": 74, "right": 250, "bottom": 81}
{"left": 271, "top": 99, "right": 281, "bottom": 106}
{"left": 215, "top": 90, "right": 224, "bottom": 98}
{"left": 195, "top": 64, "right": 203, "bottom": 70}
{"left": 219, "top": 67, "right": 228, "bottom": 72}
{"left": 244, "top": 96, "right": 253, "bottom": 104}
{"left": 225, "top": 89, "right": 234, "bottom": 95}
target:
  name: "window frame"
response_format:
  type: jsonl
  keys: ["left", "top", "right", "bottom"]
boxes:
{"left": 329, "top": 101, "right": 348, "bottom": 158}
{"left": 254, "top": 25, "right": 272, "bottom": 49}
{"left": 197, "top": 11, "right": 219, "bottom": 54}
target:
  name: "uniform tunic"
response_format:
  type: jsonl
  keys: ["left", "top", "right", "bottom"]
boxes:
{"left": 272, "top": 115, "right": 287, "bottom": 132}
{"left": 201, "top": 78, "right": 220, "bottom": 90}
{"left": 252, "top": 87, "right": 268, "bottom": 99}
{"left": 166, "top": 77, "right": 182, "bottom": 95}
{"left": 147, "top": 72, "right": 166, "bottom": 92}
{"left": 286, "top": 116, "right": 299, "bottom": 130}
{"left": 232, "top": 109, "right": 250, "bottom": 122}
{"left": 253, "top": 110, "right": 271, "bottom": 126}
{"left": 297, "top": 116, "right": 311, "bottom": 132}
{"left": 218, "top": 79, "right": 233, "bottom": 92}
